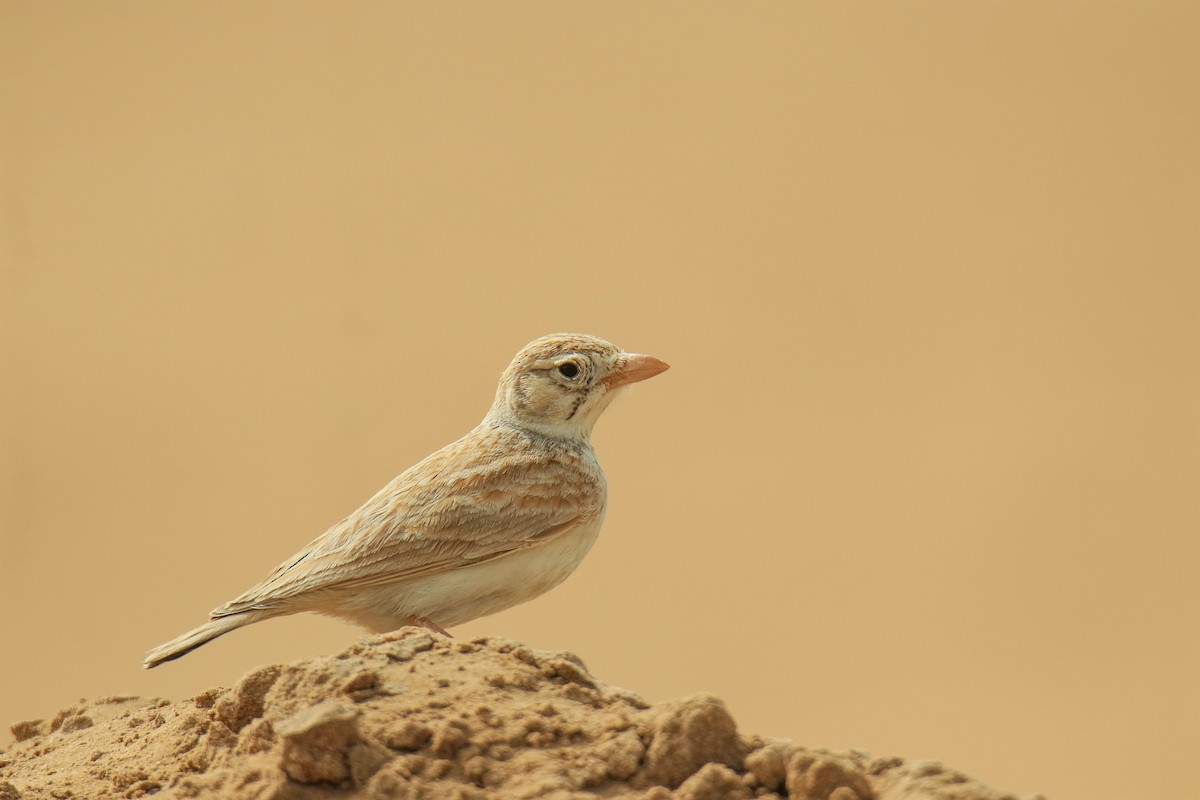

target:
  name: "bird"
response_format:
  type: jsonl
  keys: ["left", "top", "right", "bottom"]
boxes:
{"left": 143, "top": 333, "right": 669, "bottom": 668}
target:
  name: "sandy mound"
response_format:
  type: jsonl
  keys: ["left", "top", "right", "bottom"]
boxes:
{"left": 0, "top": 629, "right": 1035, "bottom": 800}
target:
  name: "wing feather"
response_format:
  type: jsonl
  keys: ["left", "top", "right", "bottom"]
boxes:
{"left": 211, "top": 425, "right": 602, "bottom": 618}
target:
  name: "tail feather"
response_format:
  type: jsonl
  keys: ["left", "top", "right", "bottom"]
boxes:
{"left": 143, "top": 611, "right": 268, "bottom": 669}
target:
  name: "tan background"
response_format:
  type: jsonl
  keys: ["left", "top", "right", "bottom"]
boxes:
{"left": 1, "top": 3, "right": 1197, "bottom": 799}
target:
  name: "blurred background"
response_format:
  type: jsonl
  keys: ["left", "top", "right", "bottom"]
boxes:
{"left": 1, "top": 3, "right": 1196, "bottom": 799}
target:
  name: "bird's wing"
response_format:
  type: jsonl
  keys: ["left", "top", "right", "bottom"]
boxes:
{"left": 211, "top": 430, "right": 602, "bottom": 618}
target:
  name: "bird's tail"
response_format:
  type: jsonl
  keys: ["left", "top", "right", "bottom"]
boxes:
{"left": 143, "top": 610, "right": 270, "bottom": 669}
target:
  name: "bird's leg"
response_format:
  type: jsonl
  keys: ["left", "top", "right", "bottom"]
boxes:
{"left": 412, "top": 616, "right": 453, "bottom": 637}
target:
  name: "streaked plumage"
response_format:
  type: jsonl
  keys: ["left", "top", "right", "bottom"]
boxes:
{"left": 144, "top": 333, "right": 668, "bottom": 668}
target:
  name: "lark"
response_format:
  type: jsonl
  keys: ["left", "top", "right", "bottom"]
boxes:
{"left": 144, "top": 333, "right": 668, "bottom": 668}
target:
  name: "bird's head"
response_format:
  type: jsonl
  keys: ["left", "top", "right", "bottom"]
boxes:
{"left": 486, "top": 333, "right": 669, "bottom": 439}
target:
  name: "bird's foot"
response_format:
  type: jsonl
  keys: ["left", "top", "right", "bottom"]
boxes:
{"left": 412, "top": 616, "right": 452, "bottom": 637}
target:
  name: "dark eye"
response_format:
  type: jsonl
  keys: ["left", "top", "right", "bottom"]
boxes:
{"left": 557, "top": 363, "right": 579, "bottom": 379}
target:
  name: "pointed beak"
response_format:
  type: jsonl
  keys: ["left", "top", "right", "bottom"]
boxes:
{"left": 605, "top": 353, "right": 670, "bottom": 388}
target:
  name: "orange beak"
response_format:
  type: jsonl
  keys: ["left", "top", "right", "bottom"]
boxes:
{"left": 605, "top": 353, "right": 670, "bottom": 388}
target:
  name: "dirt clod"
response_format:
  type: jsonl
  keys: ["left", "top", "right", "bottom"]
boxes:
{"left": 0, "top": 629, "right": 1034, "bottom": 800}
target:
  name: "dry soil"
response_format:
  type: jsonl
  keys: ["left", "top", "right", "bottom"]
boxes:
{"left": 0, "top": 629, "right": 1038, "bottom": 800}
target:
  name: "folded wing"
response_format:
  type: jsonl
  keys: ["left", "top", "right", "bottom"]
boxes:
{"left": 210, "top": 430, "right": 602, "bottom": 618}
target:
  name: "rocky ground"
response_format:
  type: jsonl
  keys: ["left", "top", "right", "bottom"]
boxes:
{"left": 0, "top": 629, "right": 1038, "bottom": 799}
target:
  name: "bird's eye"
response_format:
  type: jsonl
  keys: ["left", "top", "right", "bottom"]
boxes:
{"left": 557, "top": 363, "right": 579, "bottom": 379}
